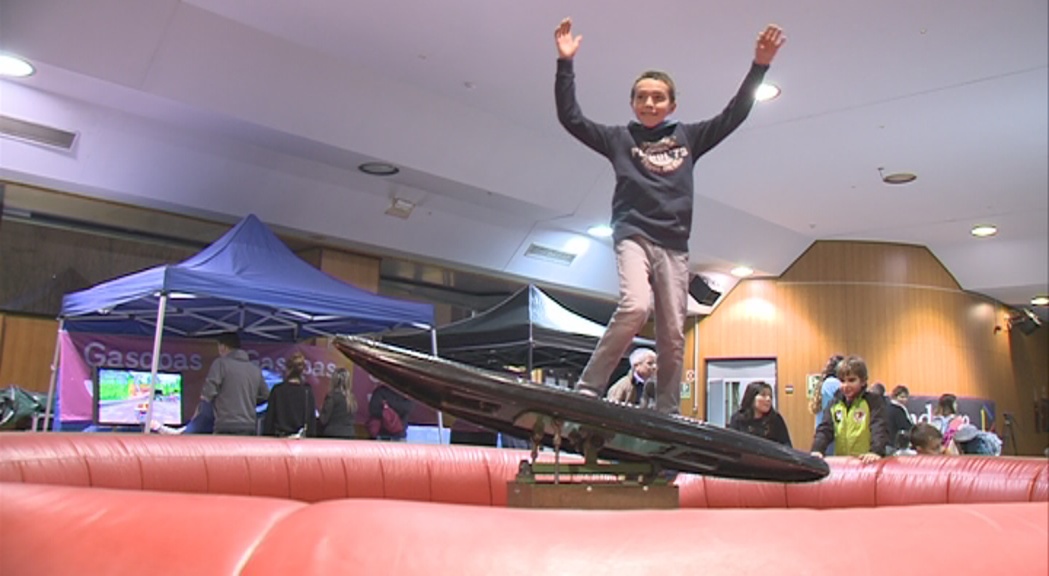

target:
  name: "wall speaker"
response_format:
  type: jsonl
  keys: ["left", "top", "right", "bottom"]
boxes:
{"left": 688, "top": 275, "right": 722, "bottom": 307}
{"left": 1009, "top": 309, "right": 1042, "bottom": 336}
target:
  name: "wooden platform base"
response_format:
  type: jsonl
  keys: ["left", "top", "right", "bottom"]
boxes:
{"left": 506, "top": 481, "right": 679, "bottom": 510}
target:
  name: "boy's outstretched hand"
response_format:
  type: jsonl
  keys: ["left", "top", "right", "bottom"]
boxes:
{"left": 754, "top": 24, "right": 786, "bottom": 65}
{"left": 555, "top": 18, "right": 582, "bottom": 60}
{"left": 857, "top": 452, "right": 882, "bottom": 464}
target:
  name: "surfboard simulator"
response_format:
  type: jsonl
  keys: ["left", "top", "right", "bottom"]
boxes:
{"left": 335, "top": 336, "right": 829, "bottom": 484}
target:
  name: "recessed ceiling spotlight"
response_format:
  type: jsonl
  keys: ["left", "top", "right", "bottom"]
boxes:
{"left": 358, "top": 162, "right": 399, "bottom": 176}
{"left": 730, "top": 265, "right": 754, "bottom": 278}
{"left": 0, "top": 53, "right": 35, "bottom": 78}
{"left": 564, "top": 236, "right": 591, "bottom": 256}
{"left": 1031, "top": 296, "right": 1048, "bottom": 307}
{"left": 755, "top": 82, "right": 780, "bottom": 102}
{"left": 877, "top": 167, "right": 917, "bottom": 185}
{"left": 970, "top": 224, "right": 998, "bottom": 238}
{"left": 586, "top": 224, "right": 613, "bottom": 238}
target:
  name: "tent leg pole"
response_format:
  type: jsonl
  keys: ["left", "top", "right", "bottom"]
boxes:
{"left": 430, "top": 327, "right": 446, "bottom": 444}
{"left": 142, "top": 295, "right": 169, "bottom": 434}
{"left": 693, "top": 316, "right": 700, "bottom": 417}
{"left": 41, "top": 319, "right": 65, "bottom": 433}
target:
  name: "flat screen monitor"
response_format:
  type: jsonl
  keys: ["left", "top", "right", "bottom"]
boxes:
{"left": 94, "top": 367, "right": 183, "bottom": 427}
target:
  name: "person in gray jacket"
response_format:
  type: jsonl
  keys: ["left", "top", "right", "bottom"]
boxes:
{"left": 201, "top": 332, "right": 269, "bottom": 435}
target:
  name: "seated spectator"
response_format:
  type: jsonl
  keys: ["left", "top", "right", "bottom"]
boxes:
{"left": 318, "top": 367, "right": 357, "bottom": 439}
{"left": 904, "top": 422, "right": 945, "bottom": 455}
{"left": 728, "top": 381, "right": 792, "bottom": 447}
{"left": 952, "top": 424, "right": 1003, "bottom": 455}
{"left": 928, "top": 393, "right": 967, "bottom": 447}
{"left": 811, "top": 355, "right": 889, "bottom": 462}
{"left": 606, "top": 348, "right": 656, "bottom": 407}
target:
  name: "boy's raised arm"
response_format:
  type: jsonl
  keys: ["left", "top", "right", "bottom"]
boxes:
{"left": 554, "top": 17, "right": 582, "bottom": 60}
{"left": 554, "top": 17, "right": 611, "bottom": 155}
{"left": 754, "top": 24, "right": 786, "bottom": 66}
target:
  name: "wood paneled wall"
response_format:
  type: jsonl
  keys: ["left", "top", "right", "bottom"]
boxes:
{"left": 297, "top": 248, "right": 381, "bottom": 293}
{"left": 0, "top": 220, "right": 195, "bottom": 317}
{"left": 0, "top": 314, "right": 59, "bottom": 394}
{"left": 689, "top": 240, "right": 1048, "bottom": 454}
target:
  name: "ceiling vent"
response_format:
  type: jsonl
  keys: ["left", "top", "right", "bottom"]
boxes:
{"left": 0, "top": 115, "right": 78, "bottom": 150}
{"left": 524, "top": 243, "right": 577, "bottom": 266}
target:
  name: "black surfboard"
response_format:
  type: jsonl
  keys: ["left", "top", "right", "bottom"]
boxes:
{"left": 335, "top": 336, "right": 829, "bottom": 482}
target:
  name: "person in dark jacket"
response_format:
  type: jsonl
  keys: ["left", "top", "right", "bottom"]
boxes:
{"left": 262, "top": 352, "right": 317, "bottom": 437}
{"left": 886, "top": 385, "right": 916, "bottom": 452}
{"left": 318, "top": 367, "right": 357, "bottom": 439}
{"left": 811, "top": 355, "right": 889, "bottom": 462}
{"left": 728, "top": 381, "right": 792, "bottom": 447}
{"left": 368, "top": 384, "right": 412, "bottom": 441}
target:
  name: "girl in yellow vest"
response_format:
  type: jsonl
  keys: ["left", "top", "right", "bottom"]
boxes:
{"left": 810, "top": 355, "right": 889, "bottom": 463}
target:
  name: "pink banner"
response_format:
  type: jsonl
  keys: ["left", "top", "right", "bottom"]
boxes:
{"left": 57, "top": 332, "right": 454, "bottom": 429}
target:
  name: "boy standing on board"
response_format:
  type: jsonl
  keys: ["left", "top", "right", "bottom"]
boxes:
{"left": 554, "top": 18, "right": 785, "bottom": 413}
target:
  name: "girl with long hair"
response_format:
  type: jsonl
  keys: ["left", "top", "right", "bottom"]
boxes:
{"left": 318, "top": 367, "right": 358, "bottom": 439}
{"left": 728, "top": 381, "right": 792, "bottom": 447}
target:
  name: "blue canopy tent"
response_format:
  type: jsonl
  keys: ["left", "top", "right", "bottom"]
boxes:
{"left": 45, "top": 214, "right": 434, "bottom": 430}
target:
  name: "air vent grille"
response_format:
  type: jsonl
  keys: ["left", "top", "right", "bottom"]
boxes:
{"left": 524, "top": 243, "right": 576, "bottom": 266}
{"left": 0, "top": 115, "right": 78, "bottom": 150}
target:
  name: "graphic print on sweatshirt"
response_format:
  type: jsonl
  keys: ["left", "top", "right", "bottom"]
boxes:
{"left": 631, "top": 136, "right": 689, "bottom": 174}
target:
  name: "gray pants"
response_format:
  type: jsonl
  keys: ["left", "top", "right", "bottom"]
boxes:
{"left": 577, "top": 236, "right": 688, "bottom": 415}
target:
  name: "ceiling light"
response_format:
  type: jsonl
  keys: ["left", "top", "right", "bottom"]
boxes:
{"left": 730, "top": 265, "right": 754, "bottom": 278}
{"left": 564, "top": 236, "right": 590, "bottom": 256}
{"left": 0, "top": 53, "right": 35, "bottom": 78}
{"left": 970, "top": 224, "right": 997, "bottom": 238}
{"left": 586, "top": 224, "right": 613, "bottom": 238}
{"left": 755, "top": 83, "right": 780, "bottom": 102}
{"left": 877, "top": 167, "right": 917, "bottom": 185}
{"left": 1031, "top": 296, "right": 1049, "bottom": 307}
{"left": 359, "top": 162, "right": 400, "bottom": 176}
{"left": 384, "top": 198, "right": 415, "bottom": 219}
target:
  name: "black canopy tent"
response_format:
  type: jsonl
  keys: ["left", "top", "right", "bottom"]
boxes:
{"left": 382, "top": 285, "right": 654, "bottom": 379}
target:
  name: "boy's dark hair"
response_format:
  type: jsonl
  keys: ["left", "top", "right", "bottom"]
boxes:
{"left": 869, "top": 382, "right": 886, "bottom": 396}
{"left": 891, "top": 385, "right": 910, "bottom": 399}
{"left": 216, "top": 331, "right": 241, "bottom": 350}
{"left": 836, "top": 355, "right": 868, "bottom": 382}
{"left": 910, "top": 422, "right": 943, "bottom": 451}
{"left": 631, "top": 70, "right": 677, "bottom": 103}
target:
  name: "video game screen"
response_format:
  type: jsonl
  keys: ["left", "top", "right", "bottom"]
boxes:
{"left": 94, "top": 368, "right": 183, "bottom": 426}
